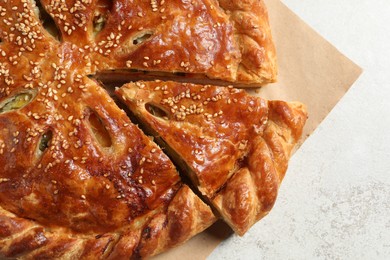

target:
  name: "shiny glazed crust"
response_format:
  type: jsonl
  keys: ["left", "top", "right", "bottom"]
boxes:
{"left": 117, "top": 81, "right": 307, "bottom": 235}
{"left": 0, "top": 185, "right": 215, "bottom": 259}
{"left": 218, "top": 0, "right": 277, "bottom": 83}
{"left": 0, "top": 0, "right": 287, "bottom": 257}
{"left": 34, "top": 0, "right": 276, "bottom": 84}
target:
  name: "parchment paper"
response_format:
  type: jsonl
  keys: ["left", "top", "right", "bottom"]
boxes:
{"left": 153, "top": 0, "right": 362, "bottom": 258}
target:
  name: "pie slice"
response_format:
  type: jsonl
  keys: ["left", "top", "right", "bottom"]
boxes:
{"left": 117, "top": 81, "right": 307, "bottom": 235}
{"left": 37, "top": 0, "right": 276, "bottom": 84}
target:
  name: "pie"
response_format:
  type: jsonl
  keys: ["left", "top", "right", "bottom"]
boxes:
{"left": 0, "top": 0, "right": 304, "bottom": 259}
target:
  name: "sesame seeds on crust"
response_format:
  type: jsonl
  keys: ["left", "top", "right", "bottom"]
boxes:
{"left": 0, "top": 0, "right": 184, "bottom": 234}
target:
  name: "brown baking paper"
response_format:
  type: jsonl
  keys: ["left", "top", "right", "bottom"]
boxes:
{"left": 153, "top": 0, "right": 362, "bottom": 259}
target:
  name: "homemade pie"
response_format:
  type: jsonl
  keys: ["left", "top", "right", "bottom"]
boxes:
{"left": 0, "top": 0, "right": 304, "bottom": 258}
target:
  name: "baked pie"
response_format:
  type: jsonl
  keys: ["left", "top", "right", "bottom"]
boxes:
{"left": 0, "top": 0, "right": 304, "bottom": 258}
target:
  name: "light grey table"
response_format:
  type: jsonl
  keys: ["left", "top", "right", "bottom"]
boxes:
{"left": 209, "top": 1, "right": 390, "bottom": 259}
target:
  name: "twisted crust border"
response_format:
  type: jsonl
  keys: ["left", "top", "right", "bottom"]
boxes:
{"left": 217, "top": 0, "right": 278, "bottom": 84}
{"left": 0, "top": 185, "right": 216, "bottom": 259}
{"left": 212, "top": 101, "right": 307, "bottom": 235}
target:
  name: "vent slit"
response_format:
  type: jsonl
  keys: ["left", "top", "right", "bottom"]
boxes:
{"left": 38, "top": 130, "right": 52, "bottom": 153}
{"left": 35, "top": 0, "right": 62, "bottom": 41}
{"left": 145, "top": 103, "right": 169, "bottom": 120}
{"left": 133, "top": 33, "right": 152, "bottom": 45}
{"left": 87, "top": 109, "right": 112, "bottom": 148}
{"left": 93, "top": 0, "right": 112, "bottom": 35}
{"left": 0, "top": 91, "right": 36, "bottom": 114}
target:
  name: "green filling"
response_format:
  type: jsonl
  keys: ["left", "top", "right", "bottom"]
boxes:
{"left": 39, "top": 131, "right": 52, "bottom": 152}
{"left": 0, "top": 93, "right": 33, "bottom": 113}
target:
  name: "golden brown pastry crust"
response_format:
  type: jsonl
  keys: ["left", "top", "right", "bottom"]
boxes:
{"left": 218, "top": 0, "right": 277, "bottom": 84}
{"left": 0, "top": 0, "right": 286, "bottom": 257}
{"left": 0, "top": 185, "right": 215, "bottom": 259}
{"left": 117, "top": 81, "right": 307, "bottom": 235}
{"left": 34, "top": 0, "right": 276, "bottom": 84}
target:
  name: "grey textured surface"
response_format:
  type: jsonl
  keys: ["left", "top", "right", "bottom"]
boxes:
{"left": 209, "top": 0, "right": 390, "bottom": 259}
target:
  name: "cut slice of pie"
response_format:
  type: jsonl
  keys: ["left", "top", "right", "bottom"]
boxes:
{"left": 117, "top": 81, "right": 307, "bottom": 235}
{"left": 38, "top": 0, "right": 276, "bottom": 84}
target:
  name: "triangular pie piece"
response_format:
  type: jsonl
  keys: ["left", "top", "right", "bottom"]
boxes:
{"left": 117, "top": 81, "right": 307, "bottom": 235}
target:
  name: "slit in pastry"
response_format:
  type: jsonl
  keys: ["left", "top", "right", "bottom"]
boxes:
{"left": 86, "top": 109, "right": 112, "bottom": 148}
{"left": 37, "top": 130, "right": 53, "bottom": 157}
{"left": 133, "top": 32, "right": 153, "bottom": 45}
{"left": 0, "top": 91, "right": 36, "bottom": 114}
{"left": 34, "top": 0, "right": 62, "bottom": 41}
{"left": 93, "top": 0, "right": 112, "bottom": 35}
{"left": 145, "top": 102, "right": 170, "bottom": 120}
